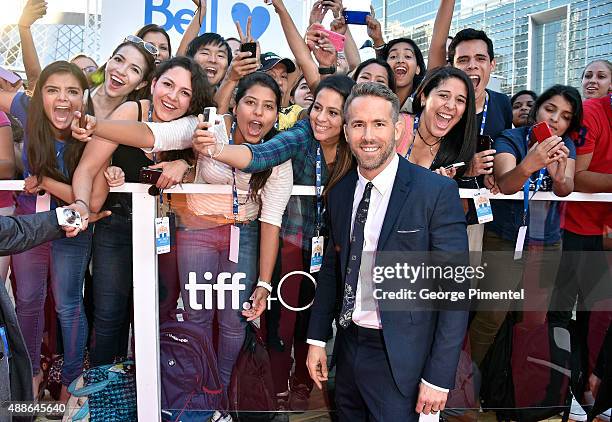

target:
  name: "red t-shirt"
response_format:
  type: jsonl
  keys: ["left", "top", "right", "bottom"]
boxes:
{"left": 0, "top": 111, "right": 14, "bottom": 209}
{"left": 563, "top": 95, "right": 612, "bottom": 235}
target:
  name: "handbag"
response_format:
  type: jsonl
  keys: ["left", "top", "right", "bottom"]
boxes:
{"left": 63, "top": 361, "right": 136, "bottom": 422}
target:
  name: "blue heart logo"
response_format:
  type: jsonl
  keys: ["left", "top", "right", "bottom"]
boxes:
{"left": 231, "top": 3, "right": 271, "bottom": 40}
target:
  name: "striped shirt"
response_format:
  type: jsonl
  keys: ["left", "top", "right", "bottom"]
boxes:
{"left": 143, "top": 116, "right": 292, "bottom": 227}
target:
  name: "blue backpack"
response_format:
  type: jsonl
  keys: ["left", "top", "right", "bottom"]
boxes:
{"left": 160, "top": 315, "right": 225, "bottom": 421}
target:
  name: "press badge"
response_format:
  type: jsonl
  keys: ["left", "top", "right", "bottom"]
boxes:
{"left": 229, "top": 225, "right": 240, "bottom": 263}
{"left": 155, "top": 217, "right": 171, "bottom": 255}
{"left": 310, "top": 236, "right": 324, "bottom": 273}
{"left": 514, "top": 226, "right": 527, "bottom": 260}
{"left": 36, "top": 192, "right": 51, "bottom": 213}
{"left": 473, "top": 189, "right": 493, "bottom": 224}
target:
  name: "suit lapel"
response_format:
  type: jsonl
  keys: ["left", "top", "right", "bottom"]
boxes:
{"left": 333, "top": 170, "right": 358, "bottom": 275}
{"left": 377, "top": 157, "right": 414, "bottom": 250}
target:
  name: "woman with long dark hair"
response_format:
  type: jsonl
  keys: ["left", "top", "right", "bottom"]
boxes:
{"left": 136, "top": 24, "right": 172, "bottom": 63}
{"left": 0, "top": 61, "right": 108, "bottom": 402}
{"left": 396, "top": 66, "right": 478, "bottom": 178}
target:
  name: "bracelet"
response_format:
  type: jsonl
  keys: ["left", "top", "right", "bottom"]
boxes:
{"left": 373, "top": 42, "right": 387, "bottom": 51}
{"left": 256, "top": 280, "right": 272, "bottom": 293}
{"left": 209, "top": 142, "right": 225, "bottom": 159}
{"left": 179, "top": 159, "right": 194, "bottom": 170}
{"left": 74, "top": 199, "right": 89, "bottom": 211}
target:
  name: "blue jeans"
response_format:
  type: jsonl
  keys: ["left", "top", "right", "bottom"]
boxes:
{"left": 176, "top": 221, "right": 259, "bottom": 391}
{"left": 89, "top": 213, "right": 133, "bottom": 367}
{"left": 12, "top": 226, "right": 91, "bottom": 386}
{"left": 50, "top": 230, "right": 92, "bottom": 385}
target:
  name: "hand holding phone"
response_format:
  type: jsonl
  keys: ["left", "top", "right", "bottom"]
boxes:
{"left": 139, "top": 167, "right": 163, "bottom": 184}
{"left": 317, "top": 28, "right": 345, "bottom": 52}
{"left": 202, "top": 107, "right": 217, "bottom": 131}
{"left": 343, "top": 10, "right": 371, "bottom": 25}
{"left": 0, "top": 66, "right": 22, "bottom": 85}
{"left": 240, "top": 42, "right": 257, "bottom": 58}
{"left": 532, "top": 122, "right": 553, "bottom": 143}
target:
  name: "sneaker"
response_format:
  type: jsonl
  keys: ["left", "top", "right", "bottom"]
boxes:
{"left": 211, "top": 410, "right": 233, "bottom": 422}
{"left": 597, "top": 408, "right": 611, "bottom": 422}
{"left": 569, "top": 394, "right": 587, "bottom": 422}
{"left": 289, "top": 383, "right": 311, "bottom": 411}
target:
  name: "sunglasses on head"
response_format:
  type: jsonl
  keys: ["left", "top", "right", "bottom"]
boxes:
{"left": 124, "top": 35, "right": 159, "bottom": 58}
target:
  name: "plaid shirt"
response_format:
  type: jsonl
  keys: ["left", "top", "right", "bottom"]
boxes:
{"left": 244, "top": 119, "right": 330, "bottom": 248}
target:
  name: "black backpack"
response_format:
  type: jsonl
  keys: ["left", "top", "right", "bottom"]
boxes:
{"left": 229, "top": 323, "right": 275, "bottom": 421}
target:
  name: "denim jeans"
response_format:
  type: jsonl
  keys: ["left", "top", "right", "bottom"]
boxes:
{"left": 89, "top": 213, "right": 133, "bottom": 367}
{"left": 176, "top": 221, "right": 259, "bottom": 392}
{"left": 12, "top": 225, "right": 92, "bottom": 386}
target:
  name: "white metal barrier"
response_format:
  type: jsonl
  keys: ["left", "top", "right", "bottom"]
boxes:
{"left": 0, "top": 180, "right": 611, "bottom": 421}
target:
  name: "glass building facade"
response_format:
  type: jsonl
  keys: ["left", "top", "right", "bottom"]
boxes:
{"left": 372, "top": 0, "right": 612, "bottom": 95}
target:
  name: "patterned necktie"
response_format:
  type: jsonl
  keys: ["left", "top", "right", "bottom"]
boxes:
{"left": 339, "top": 182, "right": 374, "bottom": 329}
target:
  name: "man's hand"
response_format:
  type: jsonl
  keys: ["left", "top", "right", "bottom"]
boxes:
{"left": 24, "top": 175, "right": 42, "bottom": 194}
{"left": 465, "top": 149, "right": 496, "bottom": 177}
{"left": 226, "top": 51, "right": 259, "bottom": 83}
{"left": 415, "top": 382, "right": 448, "bottom": 415}
{"left": 306, "top": 344, "right": 328, "bottom": 389}
{"left": 19, "top": 0, "right": 47, "bottom": 28}
{"left": 104, "top": 166, "right": 125, "bottom": 187}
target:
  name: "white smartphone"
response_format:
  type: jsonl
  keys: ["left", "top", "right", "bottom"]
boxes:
{"left": 444, "top": 162, "right": 466, "bottom": 170}
{"left": 202, "top": 106, "right": 217, "bottom": 130}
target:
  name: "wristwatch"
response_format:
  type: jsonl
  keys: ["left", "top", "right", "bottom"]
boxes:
{"left": 318, "top": 66, "right": 337, "bottom": 75}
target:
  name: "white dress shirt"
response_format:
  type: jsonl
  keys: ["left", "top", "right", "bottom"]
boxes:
{"left": 306, "top": 154, "right": 448, "bottom": 393}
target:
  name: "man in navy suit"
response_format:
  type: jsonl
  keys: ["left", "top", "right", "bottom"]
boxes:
{"left": 306, "top": 83, "right": 469, "bottom": 421}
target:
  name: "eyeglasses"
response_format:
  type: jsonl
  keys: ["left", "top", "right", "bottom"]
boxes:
{"left": 124, "top": 35, "right": 159, "bottom": 58}
{"left": 82, "top": 65, "right": 97, "bottom": 74}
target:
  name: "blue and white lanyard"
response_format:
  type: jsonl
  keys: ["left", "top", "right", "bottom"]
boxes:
{"left": 229, "top": 120, "right": 251, "bottom": 221}
{"left": 404, "top": 114, "right": 420, "bottom": 160}
{"left": 522, "top": 128, "right": 546, "bottom": 225}
{"left": 315, "top": 145, "right": 323, "bottom": 236}
{"left": 479, "top": 92, "right": 489, "bottom": 136}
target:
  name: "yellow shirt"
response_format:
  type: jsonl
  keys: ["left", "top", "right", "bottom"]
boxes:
{"left": 277, "top": 104, "right": 303, "bottom": 131}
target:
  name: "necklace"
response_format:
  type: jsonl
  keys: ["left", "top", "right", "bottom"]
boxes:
{"left": 417, "top": 127, "right": 442, "bottom": 156}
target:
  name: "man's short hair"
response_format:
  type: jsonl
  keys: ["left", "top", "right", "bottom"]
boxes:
{"left": 448, "top": 28, "right": 495, "bottom": 64}
{"left": 344, "top": 82, "right": 400, "bottom": 123}
{"left": 186, "top": 33, "right": 232, "bottom": 66}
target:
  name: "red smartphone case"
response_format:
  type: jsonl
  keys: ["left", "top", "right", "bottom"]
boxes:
{"left": 532, "top": 122, "right": 553, "bottom": 143}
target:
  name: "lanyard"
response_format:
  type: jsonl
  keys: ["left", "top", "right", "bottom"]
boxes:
{"left": 522, "top": 128, "right": 546, "bottom": 224}
{"left": 479, "top": 92, "right": 489, "bottom": 136}
{"left": 229, "top": 120, "right": 252, "bottom": 221}
{"left": 404, "top": 114, "right": 420, "bottom": 160}
{"left": 315, "top": 145, "right": 323, "bottom": 236}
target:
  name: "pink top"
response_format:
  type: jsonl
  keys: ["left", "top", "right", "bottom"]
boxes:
{"left": 0, "top": 111, "right": 14, "bottom": 208}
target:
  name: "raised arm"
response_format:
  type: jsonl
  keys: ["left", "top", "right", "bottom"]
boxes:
{"left": 428, "top": 0, "right": 455, "bottom": 69}
{"left": 330, "top": 4, "right": 361, "bottom": 72}
{"left": 271, "top": 0, "right": 322, "bottom": 91}
{"left": 18, "top": 0, "right": 47, "bottom": 89}
{"left": 176, "top": 0, "right": 205, "bottom": 56}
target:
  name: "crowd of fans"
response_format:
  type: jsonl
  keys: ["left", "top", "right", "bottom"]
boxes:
{"left": 0, "top": 0, "right": 610, "bottom": 420}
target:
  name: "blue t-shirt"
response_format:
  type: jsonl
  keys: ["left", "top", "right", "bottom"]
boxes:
{"left": 477, "top": 89, "right": 512, "bottom": 139}
{"left": 488, "top": 126, "right": 576, "bottom": 245}
{"left": 10, "top": 92, "right": 70, "bottom": 213}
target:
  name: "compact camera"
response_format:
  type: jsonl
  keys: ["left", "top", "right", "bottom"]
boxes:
{"left": 55, "top": 207, "right": 83, "bottom": 228}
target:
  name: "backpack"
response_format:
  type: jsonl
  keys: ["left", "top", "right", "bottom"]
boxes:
{"left": 160, "top": 315, "right": 225, "bottom": 422}
{"left": 228, "top": 323, "right": 275, "bottom": 421}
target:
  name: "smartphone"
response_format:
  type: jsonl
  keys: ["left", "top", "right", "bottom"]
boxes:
{"left": 203, "top": 106, "right": 217, "bottom": 130}
{"left": 240, "top": 42, "right": 257, "bottom": 58}
{"left": 318, "top": 28, "right": 346, "bottom": 52}
{"left": 477, "top": 135, "right": 493, "bottom": 153}
{"left": 444, "top": 162, "right": 466, "bottom": 170}
{"left": 532, "top": 122, "right": 553, "bottom": 143}
{"left": 139, "top": 167, "right": 163, "bottom": 184}
{"left": 343, "top": 10, "right": 371, "bottom": 25}
{"left": 0, "top": 66, "right": 21, "bottom": 85}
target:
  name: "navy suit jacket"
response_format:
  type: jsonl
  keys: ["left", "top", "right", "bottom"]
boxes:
{"left": 307, "top": 156, "right": 469, "bottom": 397}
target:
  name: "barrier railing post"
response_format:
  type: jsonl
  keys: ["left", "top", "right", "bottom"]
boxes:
{"left": 131, "top": 191, "right": 161, "bottom": 421}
